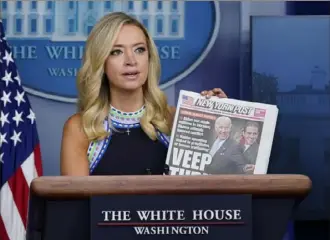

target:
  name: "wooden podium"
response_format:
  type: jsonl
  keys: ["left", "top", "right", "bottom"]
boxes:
{"left": 26, "top": 174, "right": 311, "bottom": 240}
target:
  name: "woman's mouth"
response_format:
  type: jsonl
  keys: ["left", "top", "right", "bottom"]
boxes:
{"left": 122, "top": 71, "right": 140, "bottom": 80}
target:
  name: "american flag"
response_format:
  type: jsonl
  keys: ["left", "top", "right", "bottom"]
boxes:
{"left": 182, "top": 95, "right": 194, "bottom": 105}
{"left": 0, "top": 20, "right": 43, "bottom": 240}
{"left": 254, "top": 108, "right": 266, "bottom": 118}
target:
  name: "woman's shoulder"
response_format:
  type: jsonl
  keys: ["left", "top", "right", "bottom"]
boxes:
{"left": 62, "top": 113, "right": 89, "bottom": 143}
{"left": 60, "top": 113, "right": 90, "bottom": 175}
{"left": 64, "top": 112, "right": 81, "bottom": 125}
{"left": 63, "top": 113, "right": 82, "bottom": 131}
{"left": 168, "top": 105, "right": 176, "bottom": 115}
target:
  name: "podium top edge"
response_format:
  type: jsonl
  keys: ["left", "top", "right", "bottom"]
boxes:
{"left": 30, "top": 174, "right": 312, "bottom": 198}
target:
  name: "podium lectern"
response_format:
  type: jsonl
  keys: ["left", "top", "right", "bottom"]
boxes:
{"left": 26, "top": 174, "right": 311, "bottom": 240}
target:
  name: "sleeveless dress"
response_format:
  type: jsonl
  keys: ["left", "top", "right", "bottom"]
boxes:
{"left": 44, "top": 106, "right": 172, "bottom": 240}
{"left": 87, "top": 105, "right": 171, "bottom": 175}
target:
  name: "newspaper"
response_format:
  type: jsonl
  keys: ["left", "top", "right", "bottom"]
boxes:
{"left": 165, "top": 90, "right": 278, "bottom": 175}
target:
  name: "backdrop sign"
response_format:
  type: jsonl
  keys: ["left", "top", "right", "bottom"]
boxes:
{"left": 2, "top": 0, "right": 219, "bottom": 102}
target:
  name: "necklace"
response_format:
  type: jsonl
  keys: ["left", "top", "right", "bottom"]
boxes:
{"left": 109, "top": 105, "right": 145, "bottom": 135}
{"left": 125, "top": 128, "right": 131, "bottom": 135}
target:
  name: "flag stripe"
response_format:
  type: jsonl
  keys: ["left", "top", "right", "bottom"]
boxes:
{"left": 33, "top": 144, "right": 43, "bottom": 177}
{"left": 8, "top": 167, "right": 29, "bottom": 228}
{"left": 0, "top": 216, "right": 10, "bottom": 240}
{"left": 22, "top": 151, "right": 38, "bottom": 186}
{"left": 0, "top": 183, "right": 26, "bottom": 240}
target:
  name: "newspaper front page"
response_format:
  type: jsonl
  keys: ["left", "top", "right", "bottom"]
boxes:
{"left": 165, "top": 90, "right": 278, "bottom": 175}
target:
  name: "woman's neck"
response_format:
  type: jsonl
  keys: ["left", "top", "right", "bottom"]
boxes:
{"left": 110, "top": 87, "right": 144, "bottom": 112}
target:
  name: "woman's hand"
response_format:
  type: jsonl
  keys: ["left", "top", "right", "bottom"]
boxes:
{"left": 201, "top": 88, "right": 227, "bottom": 99}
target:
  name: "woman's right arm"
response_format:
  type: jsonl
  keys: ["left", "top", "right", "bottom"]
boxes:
{"left": 60, "top": 113, "right": 90, "bottom": 176}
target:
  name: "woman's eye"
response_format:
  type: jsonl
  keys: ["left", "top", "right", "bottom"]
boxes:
{"left": 135, "top": 47, "right": 146, "bottom": 54}
{"left": 110, "top": 49, "right": 122, "bottom": 55}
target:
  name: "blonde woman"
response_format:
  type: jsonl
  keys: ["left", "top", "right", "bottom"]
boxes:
{"left": 60, "top": 12, "right": 227, "bottom": 176}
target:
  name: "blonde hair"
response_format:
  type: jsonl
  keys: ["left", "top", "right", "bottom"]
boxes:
{"left": 77, "top": 12, "right": 171, "bottom": 142}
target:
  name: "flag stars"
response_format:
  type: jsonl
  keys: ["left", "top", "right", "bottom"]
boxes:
{"left": 2, "top": 50, "right": 14, "bottom": 67}
{"left": 12, "top": 110, "right": 24, "bottom": 127}
{"left": 0, "top": 34, "right": 6, "bottom": 43}
{"left": 14, "top": 74, "right": 21, "bottom": 85}
{"left": 10, "top": 130, "right": 21, "bottom": 146}
{"left": 1, "top": 70, "right": 13, "bottom": 87}
{"left": 14, "top": 90, "right": 25, "bottom": 107}
{"left": 1, "top": 90, "right": 11, "bottom": 107}
{"left": 0, "top": 22, "right": 43, "bottom": 196}
{"left": 0, "top": 132, "right": 7, "bottom": 147}
{"left": 27, "top": 109, "right": 36, "bottom": 124}
{"left": 0, "top": 153, "right": 4, "bottom": 164}
{"left": 0, "top": 111, "right": 9, "bottom": 127}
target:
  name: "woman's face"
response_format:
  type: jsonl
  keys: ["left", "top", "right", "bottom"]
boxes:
{"left": 104, "top": 24, "right": 149, "bottom": 92}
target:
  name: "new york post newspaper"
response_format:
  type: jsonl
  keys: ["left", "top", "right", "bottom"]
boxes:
{"left": 165, "top": 90, "right": 279, "bottom": 175}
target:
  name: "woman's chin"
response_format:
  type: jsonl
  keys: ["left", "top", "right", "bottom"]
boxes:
{"left": 119, "top": 82, "right": 144, "bottom": 92}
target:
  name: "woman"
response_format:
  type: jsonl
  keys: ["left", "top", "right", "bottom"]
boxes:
{"left": 60, "top": 12, "right": 227, "bottom": 176}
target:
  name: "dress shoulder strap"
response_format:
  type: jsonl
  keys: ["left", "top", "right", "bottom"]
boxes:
{"left": 87, "top": 120, "right": 112, "bottom": 172}
{"left": 156, "top": 129, "right": 170, "bottom": 147}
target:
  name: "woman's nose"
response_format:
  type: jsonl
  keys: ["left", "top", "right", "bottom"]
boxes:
{"left": 124, "top": 51, "right": 137, "bottom": 66}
